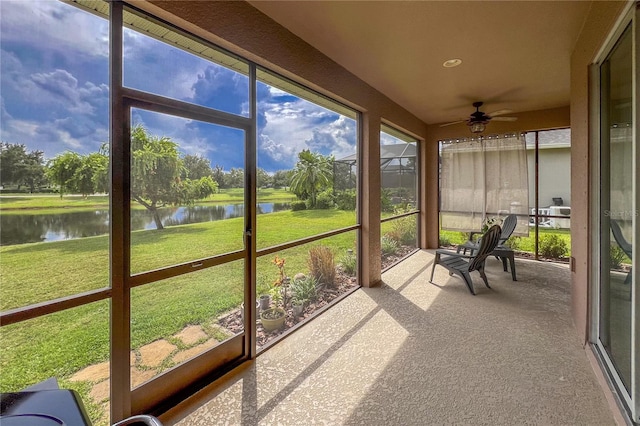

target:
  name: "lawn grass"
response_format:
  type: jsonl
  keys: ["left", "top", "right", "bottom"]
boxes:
{"left": 0, "top": 188, "right": 295, "bottom": 212}
{"left": 439, "top": 227, "right": 572, "bottom": 256}
{"left": 0, "top": 209, "right": 357, "bottom": 400}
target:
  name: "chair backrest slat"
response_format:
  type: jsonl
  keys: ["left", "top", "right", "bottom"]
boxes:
{"left": 610, "top": 219, "right": 632, "bottom": 256}
{"left": 499, "top": 214, "right": 518, "bottom": 244}
{"left": 468, "top": 224, "right": 502, "bottom": 272}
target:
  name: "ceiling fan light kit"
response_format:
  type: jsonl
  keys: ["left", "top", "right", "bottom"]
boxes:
{"left": 468, "top": 121, "right": 486, "bottom": 134}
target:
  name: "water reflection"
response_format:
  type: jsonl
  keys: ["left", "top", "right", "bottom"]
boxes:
{"left": 1, "top": 202, "right": 290, "bottom": 246}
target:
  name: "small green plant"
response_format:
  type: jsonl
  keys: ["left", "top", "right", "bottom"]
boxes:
{"left": 481, "top": 216, "right": 501, "bottom": 233}
{"left": 338, "top": 249, "right": 357, "bottom": 276}
{"left": 291, "top": 200, "right": 307, "bottom": 211}
{"left": 268, "top": 255, "right": 288, "bottom": 310}
{"left": 290, "top": 274, "right": 318, "bottom": 303}
{"left": 503, "top": 236, "right": 520, "bottom": 250}
{"left": 381, "top": 188, "right": 394, "bottom": 213}
{"left": 381, "top": 234, "right": 399, "bottom": 256}
{"left": 439, "top": 234, "right": 451, "bottom": 247}
{"left": 539, "top": 234, "right": 568, "bottom": 258}
{"left": 610, "top": 244, "right": 627, "bottom": 269}
{"left": 387, "top": 215, "right": 417, "bottom": 246}
{"left": 308, "top": 246, "right": 336, "bottom": 288}
{"left": 269, "top": 285, "right": 283, "bottom": 307}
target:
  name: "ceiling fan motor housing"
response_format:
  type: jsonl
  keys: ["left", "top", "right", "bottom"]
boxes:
{"left": 469, "top": 101, "right": 490, "bottom": 124}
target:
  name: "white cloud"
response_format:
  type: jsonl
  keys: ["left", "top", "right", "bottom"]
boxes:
{"left": 30, "top": 69, "right": 108, "bottom": 114}
{"left": 258, "top": 96, "right": 357, "bottom": 169}
{"left": 0, "top": 1, "right": 357, "bottom": 172}
{"left": 0, "top": 113, "right": 108, "bottom": 158}
{"left": 0, "top": 1, "right": 109, "bottom": 59}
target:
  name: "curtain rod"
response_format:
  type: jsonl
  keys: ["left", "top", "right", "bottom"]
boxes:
{"left": 439, "top": 132, "right": 525, "bottom": 144}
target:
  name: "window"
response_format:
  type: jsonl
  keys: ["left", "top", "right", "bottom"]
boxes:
{"left": 380, "top": 124, "right": 419, "bottom": 270}
{"left": 0, "top": 1, "right": 111, "bottom": 421}
{"left": 0, "top": 1, "right": 363, "bottom": 421}
{"left": 255, "top": 68, "right": 360, "bottom": 349}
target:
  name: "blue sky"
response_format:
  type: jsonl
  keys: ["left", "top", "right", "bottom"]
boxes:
{"left": 0, "top": 0, "right": 359, "bottom": 173}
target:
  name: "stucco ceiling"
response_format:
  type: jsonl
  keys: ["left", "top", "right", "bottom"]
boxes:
{"left": 248, "top": 1, "right": 592, "bottom": 125}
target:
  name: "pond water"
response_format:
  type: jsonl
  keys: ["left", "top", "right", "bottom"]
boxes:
{"left": 0, "top": 202, "right": 290, "bottom": 246}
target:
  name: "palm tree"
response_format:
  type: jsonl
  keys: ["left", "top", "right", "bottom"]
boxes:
{"left": 289, "top": 149, "right": 333, "bottom": 208}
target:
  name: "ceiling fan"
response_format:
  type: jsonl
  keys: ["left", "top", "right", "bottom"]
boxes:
{"left": 440, "top": 101, "right": 517, "bottom": 133}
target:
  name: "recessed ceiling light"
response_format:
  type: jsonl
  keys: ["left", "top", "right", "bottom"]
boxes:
{"left": 443, "top": 58, "right": 462, "bottom": 68}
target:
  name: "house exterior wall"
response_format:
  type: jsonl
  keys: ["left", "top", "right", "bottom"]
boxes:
{"left": 570, "top": 0, "right": 628, "bottom": 343}
{"left": 527, "top": 147, "right": 572, "bottom": 209}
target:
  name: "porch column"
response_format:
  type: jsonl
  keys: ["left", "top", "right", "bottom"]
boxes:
{"left": 421, "top": 133, "right": 439, "bottom": 248}
{"left": 361, "top": 113, "right": 382, "bottom": 287}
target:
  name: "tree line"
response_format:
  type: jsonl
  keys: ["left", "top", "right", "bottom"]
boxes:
{"left": 1, "top": 126, "right": 355, "bottom": 229}
{"left": 0, "top": 138, "right": 289, "bottom": 195}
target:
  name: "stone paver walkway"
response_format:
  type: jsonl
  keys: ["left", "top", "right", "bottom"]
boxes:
{"left": 69, "top": 322, "right": 233, "bottom": 425}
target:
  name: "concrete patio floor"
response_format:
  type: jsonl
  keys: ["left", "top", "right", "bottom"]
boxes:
{"left": 162, "top": 250, "right": 618, "bottom": 425}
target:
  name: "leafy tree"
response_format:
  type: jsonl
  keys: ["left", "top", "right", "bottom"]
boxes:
{"left": 90, "top": 150, "right": 110, "bottom": 194}
{"left": 21, "top": 150, "right": 47, "bottom": 192}
{"left": 46, "top": 151, "right": 108, "bottom": 197}
{"left": 130, "top": 125, "right": 218, "bottom": 229}
{"left": 181, "top": 175, "right": 218, "bottom": 200}
{"left": 290, "top": 149, "right": 333, "bottom": 208}
{"left": 226, "top": 167, "right": 244, "bottom": 188}
{"left": 0, "top": 143, "right": 47, "bottom": 191}
{"left": 0, "top": 143, "right": 27, "bottom": 186}
{"left": 271, "top": 170, "right": 291, "bottom": 189}
{"left": 212, "top": 164, "right": 227, "bottom": 188}
{"left": 257, "top": 167, "right": 272, "bottom": 189}
{"left": 46, "top": 151, "right": 83, "bottom": 197}
{"left": 73, "top": 153, "right": 108, "bottom": 197}
{"left": 182, "top": 154, "right": 212, "bottom": 180}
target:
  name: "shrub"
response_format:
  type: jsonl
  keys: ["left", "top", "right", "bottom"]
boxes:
{"left": 381, "top": 189, "right": 394, "bottom": 213}
{"left": 291, "top": 200, "right": 307, "bottom": 211}
{"left": 308, "top": 246, "right": 336, "bottom": 288}
{"left": 503, "top": 236, "right": 520, "bottom": 250}
{"left": 610, "top": 244, "right": 627, "bottom": 269}
{"left": 315, "top": 190, "right": 335, "bottom": 209}
{"left": 392, "top": 187, "right": 410, "bottom": 200}
{"left": 338, "top": 249, "right": 357, "bottom": 276}
{"left": 290, "top": 274, "right": 318, "bottom": 303}
{"left": 387, "top": 216, "right": 417, "bottom": 246}
{"left": 335, "top": 189, "right": 356, "bottom": 210}
{"left": 539, "top": 234, "right": 568, "bottom": 258}
{"left": 381, "top": 234, "right": 399, "bottom": 256}
{"left": 439, "top": 234, "right": 451, "bottom": 247}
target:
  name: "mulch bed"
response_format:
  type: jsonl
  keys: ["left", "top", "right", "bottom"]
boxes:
{"left": 218, "top": 268, "right": 359, "bottom": 348}
{"left": 217, "top": 245, "right": 416, "bottom": 347}
{"left": 382, "top": 245, "right": 417, "bottom": 270}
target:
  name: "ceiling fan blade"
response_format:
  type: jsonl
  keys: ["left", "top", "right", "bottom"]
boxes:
{"left": 487, "top": 109, "right": 513, "bottom": 117}
{"left": 439, "top": 120, "right": 465, "bottom": 127}
{"left": 491, "top": 116, "right": 517, "bottom": 122}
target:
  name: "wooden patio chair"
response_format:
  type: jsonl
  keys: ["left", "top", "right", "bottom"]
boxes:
{"left": 430, "top": 224, "right": 502, "bottom": 295}
{"left": 456, "top": 214, "right": 518, "bottom": 280}
{"left": 457, "top": 214, "right": 518, "bottom": 254}
{"left": 610, "top": 219, "right": 632, "bottom": 285}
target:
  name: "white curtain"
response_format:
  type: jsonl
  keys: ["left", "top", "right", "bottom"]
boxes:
{"left": 440, "top": 133, "right": 529, "bottom": 235}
